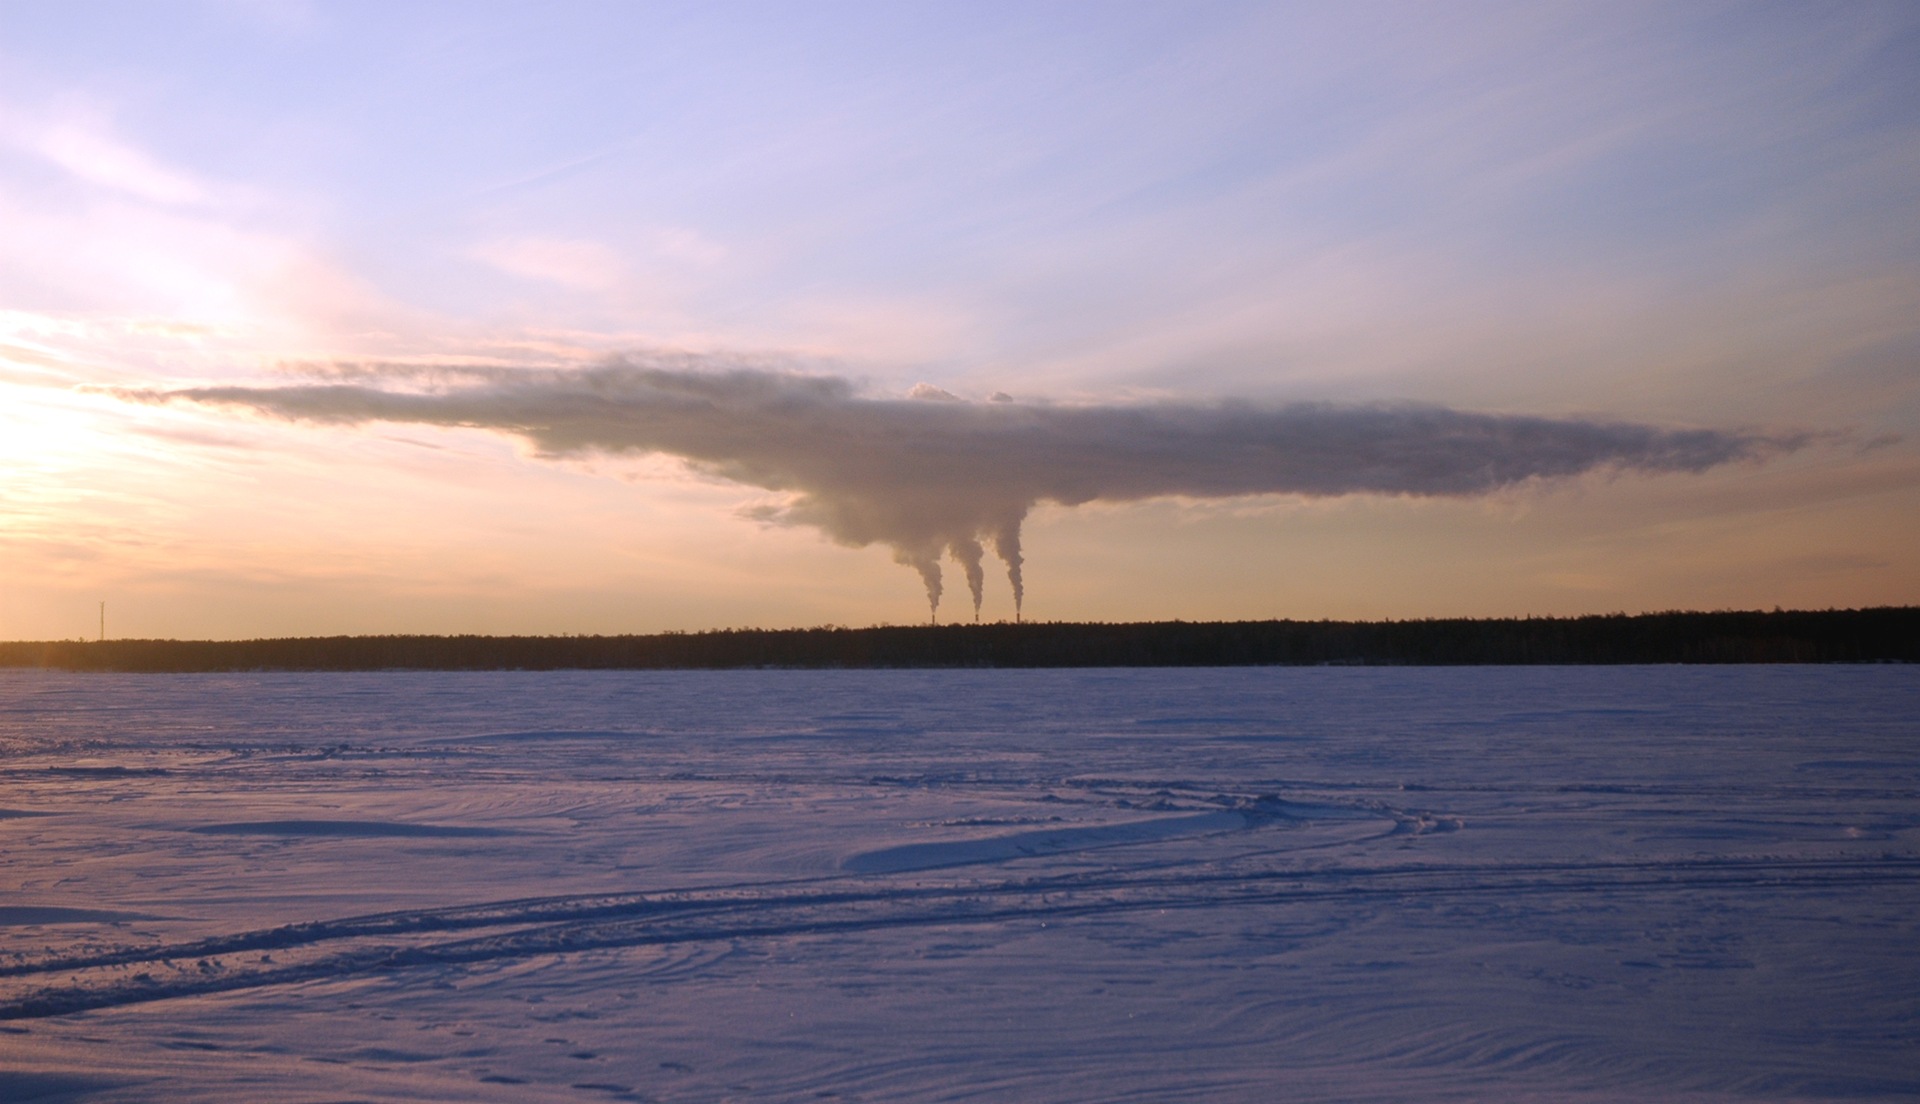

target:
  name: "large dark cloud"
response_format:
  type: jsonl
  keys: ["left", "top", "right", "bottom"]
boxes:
{"left": 126, "top": 360, "right": 1800, "bottom": 619}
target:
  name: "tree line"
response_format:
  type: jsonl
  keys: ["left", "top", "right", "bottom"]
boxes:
{"left": 0, "top": 608, "right": 1913, "bottom": 672}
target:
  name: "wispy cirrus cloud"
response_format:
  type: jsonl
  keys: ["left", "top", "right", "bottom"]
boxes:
{"left": 469, "top": 236, "right": 627, "bottom": 290}
{"left": 31, "top": 122, "right": 207, "bottom": 206}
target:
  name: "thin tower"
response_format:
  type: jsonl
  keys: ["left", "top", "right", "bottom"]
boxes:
{"left": 99, "top": 600, "right": 104, "bottom": 643}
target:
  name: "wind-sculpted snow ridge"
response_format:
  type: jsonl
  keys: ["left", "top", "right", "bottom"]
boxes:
{"left": 124, "top": 361, "right": 1802, "bottom": 620}
{"left": 187, "top": 819, "right": 520, "bottom": 838}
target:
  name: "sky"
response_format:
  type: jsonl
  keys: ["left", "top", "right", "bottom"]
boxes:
{"left": 2, "top": 1, "right": 1917, "bottom": 639}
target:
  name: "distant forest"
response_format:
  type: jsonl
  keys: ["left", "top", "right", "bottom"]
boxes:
{"left": 1, "top": 608, "right": 1914, "bottom": 672}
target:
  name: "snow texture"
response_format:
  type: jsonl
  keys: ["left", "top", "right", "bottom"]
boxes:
{"left": 1, "top": 666, "right": 1916, "bottom": 1102}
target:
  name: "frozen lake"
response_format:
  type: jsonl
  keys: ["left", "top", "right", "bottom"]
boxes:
{"left": 2, "top": 666, "right": 1917, "bottom": 1102}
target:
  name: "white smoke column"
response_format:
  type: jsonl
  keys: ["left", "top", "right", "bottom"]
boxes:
{"left": 992, "top": 517, "right": 1025, "bottom": 621}
{"left": 895, "top": 548, "right": 943, "bottom": 623}
{"left": 124, "top": 360, "right": 1803, "bottom": 621}
{"left": 948, "top": 537, "right": 987, "bottom": 622}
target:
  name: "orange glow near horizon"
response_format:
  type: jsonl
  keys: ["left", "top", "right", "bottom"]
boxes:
{"left": 1, "top": 6, "right": 1916, "bottom": 638}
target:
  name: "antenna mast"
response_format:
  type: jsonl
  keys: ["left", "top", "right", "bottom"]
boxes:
{"left": 99, "top": 600, "right": 104, "bottom": 643}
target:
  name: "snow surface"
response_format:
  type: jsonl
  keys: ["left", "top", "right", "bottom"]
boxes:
{"left": 1, "top": 665, "right": 1916, "bottom": 1102}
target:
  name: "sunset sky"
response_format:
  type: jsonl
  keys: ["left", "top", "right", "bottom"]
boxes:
{"left": 3, "top": 2, "right": 1917, "bottom": 639}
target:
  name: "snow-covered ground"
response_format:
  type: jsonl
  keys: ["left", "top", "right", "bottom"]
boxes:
{"left": 2, "top": 666, "right": 1916, "bottom": 1102}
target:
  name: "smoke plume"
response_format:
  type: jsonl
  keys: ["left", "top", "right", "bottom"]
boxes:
{"left": 127, "top": 360, "right": 1798, "bottom": 621}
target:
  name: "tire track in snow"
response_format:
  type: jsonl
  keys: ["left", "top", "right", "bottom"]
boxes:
{"left": 6, "top": 854, "right": 1916, "bottom": 1021}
